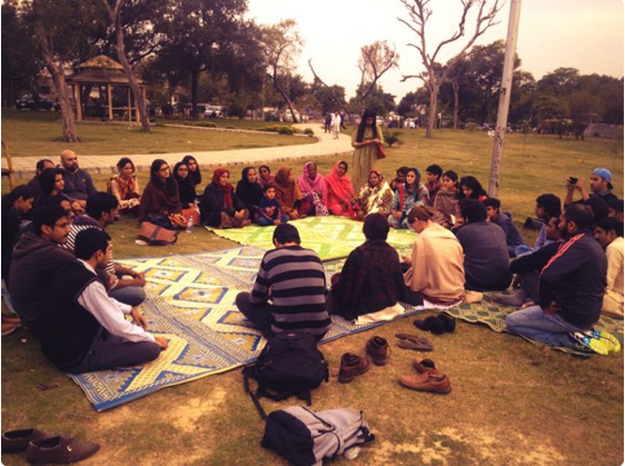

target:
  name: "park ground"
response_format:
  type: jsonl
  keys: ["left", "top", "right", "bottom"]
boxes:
{"left": 1, "top": 113, "right": 624, "bottom": 465}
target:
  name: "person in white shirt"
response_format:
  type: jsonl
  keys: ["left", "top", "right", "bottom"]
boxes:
{"left": 594, "top": 217, "right": 624, "bottom": 318}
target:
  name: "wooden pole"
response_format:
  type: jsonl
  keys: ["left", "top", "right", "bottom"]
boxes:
{"left": 74, "top": 84, "right": 83, "bottom": 121}
{"left": 127, "top": 87, "right": 131, "bottom": 122}
{"left": 488, "top": 0, "right": 522, "bottom": 197}
{"left": 107, "top": 83, "right": 113, "bottom": 121}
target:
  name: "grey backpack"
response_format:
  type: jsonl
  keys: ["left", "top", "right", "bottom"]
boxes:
{"left": 261, "top": 406, "right": 375, "bottom": 466}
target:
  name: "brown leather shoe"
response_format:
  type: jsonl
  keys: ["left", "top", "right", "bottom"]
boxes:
{"left": 2, "top": 428, "right": 47, "bottom": 453}
{"left": 25, "top": 435, "right": 100, "bottom": 464}
{"left": 338, "top": 353, "right": 370, "bottom": 383}
{"left": 399, "top": 373, "right": 451, "bottom": 394}
{"left": 411, "top": 358, "right": 440, "bottom": 375}
{"left": 365, "top": 336, "right": 391, "bottom": 365}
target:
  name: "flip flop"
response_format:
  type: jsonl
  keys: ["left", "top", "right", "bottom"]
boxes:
{"left": 570, "top": 332, "right": 610, "bottom": 356}
{"left": 395, "top": 333, "right": 424, "bottom": 341}
{"left": 588, "top": 329, "right": 621, "bottom": 353}
{"left": 396, "top": 338, "right": 433, "bottom": 352}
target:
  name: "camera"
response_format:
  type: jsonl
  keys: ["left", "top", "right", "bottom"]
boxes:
{"left": 568, "top": 176, "right": 578, "bottom": 184}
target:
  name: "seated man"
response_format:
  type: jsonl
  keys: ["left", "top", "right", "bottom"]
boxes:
{"left": 60, "top": 149, "right": 97, "bottom": 209}
{"left": 564, "top": 167, "right": 617, "bottom": 207}
{"left": 607, "top": 198, "right": 624, "bottom": 222}
{"left": 33, "top": 229, "right": 167, "bottom": 373}
{"left": 528, "top": 193, "right": 561, "bottom": 252}
{"left": 506, "top": 204, "right": 606, "bottom": 348}
{"left": 235, "top": 224, "right": 331, "bottom": 341}
{"left": 455, "top": 199, "right": 512, "bottom": 291}
{"left": 63, "top": 192, "right": 146, "bottom": 306}
{"left": 8, "top": 206, "right": 74, "bottom": 331}
{"left": 483, "top": 197, "right": 526, "bottom": 257}
{"left": 329, "top": 213, "right": 406, "bottom": 320}
{"left": 26, "top": 159, "right": 55, "bottom": 195}
{"left": 594, "top": 217, "right": 624, "bottom": 318}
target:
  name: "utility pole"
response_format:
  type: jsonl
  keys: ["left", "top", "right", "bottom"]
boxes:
{"left": 488, "top": 0, "right": 522, "bottom": 197}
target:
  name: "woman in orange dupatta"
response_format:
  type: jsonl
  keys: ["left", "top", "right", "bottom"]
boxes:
{"left": 325, "top": 160, "right": 358, "bottom": 218}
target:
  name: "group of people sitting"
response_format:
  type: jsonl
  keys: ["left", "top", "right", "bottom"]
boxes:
{"left": 1, "top": 147, "right": 623, "bottom": 370}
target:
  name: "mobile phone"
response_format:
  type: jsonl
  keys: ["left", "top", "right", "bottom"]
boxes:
{"left": 568, "top": 176, "right": 578, "bottom": 184}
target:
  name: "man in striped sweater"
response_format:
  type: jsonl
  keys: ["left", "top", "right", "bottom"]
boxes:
{"left": 235, "top": 224, "right": 331, "bottom": 340}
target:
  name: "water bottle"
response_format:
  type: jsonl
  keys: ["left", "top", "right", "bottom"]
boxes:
{"left": 186, "top": 214, "right": 194, "bottom": 233}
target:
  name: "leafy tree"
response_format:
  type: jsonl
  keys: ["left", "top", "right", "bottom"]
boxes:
{"left": 350, "top": 84, "right": 395, "bottom": 116}
{"left": 311, "top": 81, "right": 347, "bottom": 114}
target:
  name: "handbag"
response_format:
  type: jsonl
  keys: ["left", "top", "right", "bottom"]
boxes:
{"left": 169, "top": 208, "right": 200, "bottom": 228}
{"left": 375, "top": 142, "right": 387, "bottom": 160}
{"left": 137, "top": 221, "right": 179, "bottom": 246}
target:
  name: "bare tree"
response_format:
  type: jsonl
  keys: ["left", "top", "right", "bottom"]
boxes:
{"left": 102, "top": 0, "right": 150, "bottom": 132}
{"left": 307, "top": 59, "right": 352, "bottom": 118}
{"left": 356, "top": 41, "right": 399, "bottom": 113}
{"left": 398, "top": 0, "right": 503, "bottom": 137}
{"left": 261, "top": 19, "right": 303, "bottom": 123}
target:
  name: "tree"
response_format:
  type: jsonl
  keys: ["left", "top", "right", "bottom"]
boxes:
{"left": 350, "top": 84, "right": 395, "bottom": 116}
{"left": 311, "top": 81, "right": 347, "bottom": 114}
{"left": 398, "top": 0, "right": 503, "bottom": 137}
{"left": 102, "top": 0, "right": 151, "bottom": 132}
{"left": 260, "top": 19, "right": 303, "bottom": 122}
{"left": 308, "top": 59, "right": 351, "bottom": 117}
{"left": 356, "top": 40, "right": 399, "bottom": 113}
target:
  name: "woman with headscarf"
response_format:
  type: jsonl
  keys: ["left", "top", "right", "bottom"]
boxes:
{"left": 325, "top": 160, "right": 357, "bottom": 218}
{"left": 297, "top": 161, "right": 329, "bottom": 216}
{"left": 200, "top": 168, "right": 250, "bottom": 228}
{"left": 274, "top": 167, "right": 311, "bottom": 220}
{"left": 139, "top": 159, "right": 183, "bottom": 224}
{"left": 329, "top": 213, "right": 406, "bottom": 321}
{"left": 107, "top": 157, "right": 141, "bottom": 214}
{"left": 182, "top": 155, "right": 202, "bottom": 189}
{"left": 351, "top": 109, "right": 384, "bottom": 191}
{"left": 173, "top": 162, "right": 198, "bottom": 208}
{"left": 236, "top": 166, "right": 263, "bottom": 219}
{"left": 257, "top": 165, "right": 275, "bottom": 189}
{"left": 356, "top": 169, "right": 394, "bottom": 220}
{"left": 388, "top": 167, "right": 429, "bottom": 229}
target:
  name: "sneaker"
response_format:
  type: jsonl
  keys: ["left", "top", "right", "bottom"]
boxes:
{"left": 365, "top": 336, "right": 391, "bottom": 365}
{"left": 399, "top": 372, "right": 451, "bottom": 394}
{"left": 589, "top": 329, "right": 621, "bottom": 353}
{"left": 570, "top": 332, "right": 610, "bottom": 355}
{"left": 338, "top": 353, "right": 370, "bottom": 383}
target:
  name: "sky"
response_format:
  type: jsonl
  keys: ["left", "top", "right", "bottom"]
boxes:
{"left": 246, "top": 0, "right": 624, "bottom": 100}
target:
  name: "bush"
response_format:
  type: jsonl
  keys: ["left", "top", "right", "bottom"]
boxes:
{"left": 278, "top": 126, "right": 294, "bottom": 135}
{"left": 303, "top": 128, "right": 314, "bottom": 137}
{"left": 465, "top": 122, "right": 479, "bottom": 133}
{"left": 384, "top": 130, "right": 402, "bottom": 147}
{"left": 196, "top": 122, "right": 217, "bottom": 128}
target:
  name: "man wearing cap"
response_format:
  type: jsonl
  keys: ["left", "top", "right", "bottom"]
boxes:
{"left": 564, "top": 167, "right": 617, "bottom": 207}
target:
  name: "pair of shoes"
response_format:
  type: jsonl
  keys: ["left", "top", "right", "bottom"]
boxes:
{"left": 414, "top": 313, "right": 456, "bottom": 335}
{"left": 394, "top": 333, "right": 433, "bottom": 351}
{"left": 2, "top": 428, "right": 100, "bottom": 464}
{"left": 338, "top": 353, "right": 370, "bottom": 383}
{"left": 399, "top": 357, "right": 451, "bottom": 394}
{"left": 365, "top": 336, "right": 391, "bottom": 365}
{"left": 491, "top": 289, "right": 528, "bottom": 307}
{"left": 570, "top": 330, "right": 621, "bottom": 355}
{"left": 1, "top": 323, "right": 17, "bottom": 337}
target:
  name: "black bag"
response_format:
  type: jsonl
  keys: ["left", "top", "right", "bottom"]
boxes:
{"left": 243, "top": 331, "right": 329, "bottom": 419}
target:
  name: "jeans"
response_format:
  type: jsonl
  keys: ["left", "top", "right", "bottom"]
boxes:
{"left": 235, "top": 292, "right": 274, "bottom": 338}
{"left": 505, "top": 305, "right": 585, "bottom": 348}
{"left": 108, "top": 286, "right": 146, "bottom": 306}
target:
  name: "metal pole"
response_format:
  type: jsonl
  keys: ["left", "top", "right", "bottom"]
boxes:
{"left": 488, "top": 0, "right": 522, "bottom": 197}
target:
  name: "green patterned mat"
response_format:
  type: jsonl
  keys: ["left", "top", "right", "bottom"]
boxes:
{"left": 205, "top": 216, "right": 415, "bottom": 261}
{"left": 444, "top": 295, "right": 624, "bottom": 356}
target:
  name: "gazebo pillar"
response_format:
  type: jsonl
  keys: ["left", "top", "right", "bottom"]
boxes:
{"left": 107, "top": 84, "right": 113, "bottom": 121}
{"left": 74, "top": 84, "right": 83, "bottom": 121}
{"left": 127, "top": 87, "right": 132, "bottom": 122}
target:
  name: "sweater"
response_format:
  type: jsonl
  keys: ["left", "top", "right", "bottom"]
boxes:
{"left": 62, "top": 168, "right": 97, "bottom": 201}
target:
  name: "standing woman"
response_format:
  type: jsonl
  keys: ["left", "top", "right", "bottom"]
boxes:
{"left": 173, "top": 162, "right": 198, "bottom": 208}
{"left": 297, "top": 161, "right": 328, "bottom": 216}
{"left": 139, "top": 159, "right": 183, "bottom": 224}
{"left": 325, "top": 160, "right": 358, "bottom": 218}
{"left": 236, "top": 166, "right": 263, "bottom": 219}
{"left": 108, "top": 157, "right": 141, "bottom": 214}
{"left": 388, "top": 168, "right": 429, "bottom": 229}
{"left": 182, "top": 155, "right": 202, "bottom": 189}
{"left": 200, "top": 168, "right": 250, "bottom": 228}
{"left": 351, "top": 109, "right": 383, "bottom": 191}
{"left": 274, "top": 167, "right": 311, "bottom": 220}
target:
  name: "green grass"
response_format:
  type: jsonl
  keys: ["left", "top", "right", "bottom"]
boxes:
{"left": 1, "top": 110, "right": 315, "bottom": 157}
{"left": 1, "top": 123, "right": 624, "bottom": 465}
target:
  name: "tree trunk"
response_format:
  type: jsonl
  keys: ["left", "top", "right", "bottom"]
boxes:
{"left": 191, "top": 70, "right": 200, "bottom": 117}
{"left": 452, "top": 81, "right": 460, "bottom": 130}
{"left": 113, "top": 7, "right": 150, "bottom": 132}
{"left": 271, "top": 72, "right": 299, "bottom": 123}
{"left": 425, "top": 85, "right": 439, "bottom": 138}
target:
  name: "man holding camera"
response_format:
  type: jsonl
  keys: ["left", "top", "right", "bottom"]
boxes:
{"left": 564, "top": 167, "right": 617, "bottom": 207}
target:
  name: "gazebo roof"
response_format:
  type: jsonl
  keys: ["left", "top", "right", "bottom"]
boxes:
{"left": 66, "top": 55, "right": 144, "bottom": 85}
{"left": 78, "top": 55, "right": 124, "bottom": 71}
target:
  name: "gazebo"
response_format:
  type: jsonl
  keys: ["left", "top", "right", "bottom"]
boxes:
{"left": 66, "top": 55, "right": 146, "bottom": 123}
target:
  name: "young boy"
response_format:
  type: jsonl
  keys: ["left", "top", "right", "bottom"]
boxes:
{"left": 483, "top": 197, "right": 526, "bottom": 257}
{"left": 390, "top": 166, "right": 409, "bottom": 191}
{"left": 257, "top": 183, "right": 289, "bottom": 226}
{"left": 425, "top": 164, "right": 443, "bottom": 206}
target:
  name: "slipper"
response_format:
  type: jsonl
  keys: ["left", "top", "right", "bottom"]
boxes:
{"left": 570, "top": 332, "right": 610, "bottom": 355}
{"left": 414, "top": 316, "right": 446, "bottom": 335}
{"left": 396, "top": 338, "right": 433, "bottom": 352}
{"left": 588, "top": 329, "right": 621, "bottom": 353}
{"left": 437, "top": 313, "right": 456, "bottom": 333}
{"left": 395, "top": 333, "right": 424, "bottom": 341}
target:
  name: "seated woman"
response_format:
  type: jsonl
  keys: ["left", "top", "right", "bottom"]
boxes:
{"left": 139, "top": 159, "right": 184, "bottom": 226}
{"left": 388, "top": 168, "right": 429, "bottom": 229}
{"left": 402, "top": 206, "right": 465, "bottom": 305}
{"left": 257, "top": 164, "right": 275, "bottom": 188}
{"left": 200, "top": 168, "right": 250, "bottom": 228}
{"left": 459, "top": 175, "right": 488, "bottom": 202}
{"left": 182, "top": 155, "right": 202, "bottom": 189}
{"left": 108, "top": 157, "right": 141, "bottom": 214}
{"left": 274, "top": 167, "right": 311, "bottom": 220}
{"left": 297, "top": 161, "right": 329, "bottom": 216}
{"left": 236, "top": 167, "right": 263, "bottom": 220}
{"left": 34, "top": 167, "right": 83, "bottom": 215}
{"left": 433, "top": 169, "right": 459, "bottom": 222}
{"left": 325, "top": 160, "right": 358, "bottom": 218}
{"left": 173, "top": 161, "right": 198, "bottom": 208}
{"left": 356, "top": 169, "right": 394, "bottom": 220}
{"left": 329, "top": 213, "right": 406, "bottom": 321}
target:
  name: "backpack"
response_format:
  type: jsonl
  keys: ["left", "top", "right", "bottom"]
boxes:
{"left": 243, "top": 331, "right": 329, "bottom": 419}
{"left": 261, "top": 406, "right": 375, "bottom": 466}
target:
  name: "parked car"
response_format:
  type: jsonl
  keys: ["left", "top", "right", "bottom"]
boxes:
{"left": 15, "top": 94, "right": 58, "bottom": 111}
{"left": 281, "top": 109, "right": 300, "bottom": 122}
{"left": 203, "top": 105, "right": 224, "bottom": 119}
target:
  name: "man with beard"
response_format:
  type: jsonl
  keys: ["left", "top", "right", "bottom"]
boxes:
{"left": 506, "top": 204, "right": 609, "bottom": 351}
{"left": 60, "top": 149, "right": 97, "bottom": 209}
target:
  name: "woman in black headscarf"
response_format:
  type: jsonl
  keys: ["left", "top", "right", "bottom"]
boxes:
{"left": 235, "top": 166, "right": 263, "bottom": 219}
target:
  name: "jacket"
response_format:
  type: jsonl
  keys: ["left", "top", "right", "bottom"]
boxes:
{"left": 200, "top": 182, "right": 245, "bottom": 226}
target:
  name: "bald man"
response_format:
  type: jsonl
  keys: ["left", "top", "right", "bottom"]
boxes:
{"left": 60, "top": 150, "right": 97, "bottom": 208}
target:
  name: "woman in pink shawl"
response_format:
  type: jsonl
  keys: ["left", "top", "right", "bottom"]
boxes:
{"left": 297, "top": 161, "right": 329, "bottom": 216}
{"left": 325, "top": 160, "right": 358, "bottom": 218}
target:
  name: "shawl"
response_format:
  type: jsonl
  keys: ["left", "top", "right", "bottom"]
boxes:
{"left": 257, "top": 165, "right": 275, "bottom": 188}
{"left": 211, "top": 168, "right": 234, "bottom": 210}
{"left": 297, "top": 162, "right": 327, "bottom": 204}
{"left": 358, "top": 171, "right": 394, "bottom": 215}
{"left": 236, "top": 167, "right": 263, "bottom": 209}
{"left": 325, "top": 160, "right": 355, "bottom": 205}
{"left": 174, "top": 175, "right": 197, "bottom": 207}
{"left": 139, "top": 179, "right": 181, "bottom": 219}
{"left": 274, "top": 167, "right": 301, "bottom": 209}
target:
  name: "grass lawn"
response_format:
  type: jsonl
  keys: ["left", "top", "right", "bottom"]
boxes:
{"left": 1, "top": 124, "right": 623, "bottom": 465}
{"left": 1, "top": 110, "right": 315, "bottom": 157}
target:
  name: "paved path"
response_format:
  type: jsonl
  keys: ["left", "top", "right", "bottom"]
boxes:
{"left": 6, "top": 124, "right": 353, "bottom": 178}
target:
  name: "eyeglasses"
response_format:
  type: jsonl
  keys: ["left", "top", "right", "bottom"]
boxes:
{"left": 159, "top": 167, "right": 170, "bottom": 172}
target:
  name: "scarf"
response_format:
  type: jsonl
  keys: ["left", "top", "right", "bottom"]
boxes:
{"left": 211, "top": 168, "right": 233, "bottom": 210}
{"left": 325, "top": 160, "right": 355, "bottom": 205}
{"left": 236, "top": 167, "right": 263, "bottom": 207}
{"left": 297, "top": 162, "right": 327, "bottom": 203}
{"left": 274, "top": 167, "right": 301, "bottom": 209}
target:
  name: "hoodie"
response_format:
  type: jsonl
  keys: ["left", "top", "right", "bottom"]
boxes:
{"left": 492, "top": 211, "right": 526, "bottom": 256}
{"left": 8, "top": 232, "right": 75, "bottom": 331}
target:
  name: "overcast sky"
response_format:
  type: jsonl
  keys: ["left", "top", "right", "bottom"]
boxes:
{"left": 246, "top": 0, "right": 624, "bottom": 100}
